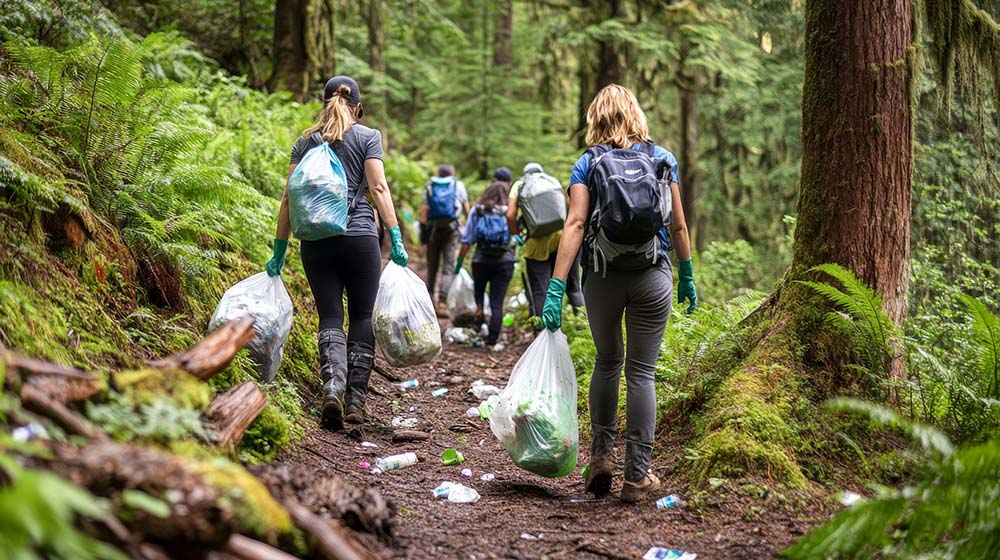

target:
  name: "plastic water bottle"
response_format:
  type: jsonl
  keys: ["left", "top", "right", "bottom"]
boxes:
{"left": 376, "top": 452, "right": 418, "bottom": 471}
{"left": 400, "top": 379, "right": 419, "bottom": 389}
{"left": 431, "top": 388, "right": 449, "bottom": 397}
{"left": 446, "top": 483, "right": 480, "bottom": 503}
{"left": 432, "top": 482, "right": 454, "bottom": 498}
{"left": 655, "top": 494, "right": 686, "bottom": 509}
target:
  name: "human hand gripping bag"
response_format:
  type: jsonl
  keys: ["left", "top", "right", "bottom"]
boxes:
{"left": 446, "top": 268, "right": 477, "bottom": 326}
{"left": 489, "top": 329, "right": 579, "bottom": 477}
{"left": 209, "top": 272, "right": 293, "bottom": 383}
{"left": 288, "top": 139, "right": 350, "bottom": 241}
{"left": 373, "top": 262, "right": 442, "bottom": 366}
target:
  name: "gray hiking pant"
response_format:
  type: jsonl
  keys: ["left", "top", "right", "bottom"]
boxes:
{"left": 426, "top": 222, "right": 459, "bottom": 301}
{"left": 584, "top": 265, "right": 672, "bottom": 483}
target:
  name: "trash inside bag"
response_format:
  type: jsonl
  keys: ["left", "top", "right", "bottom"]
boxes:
{"left": 373, "top": 262, "right": 442, "bottom": 366}
{"left": 447, "top": 268, "right": 477, "bottom": 326}
{"left": 209, "top": 272, "right": 293, "bottom": 383}
{"left": 489, "top": 329, "right": 578, "bottom": 477}
{"left": 287, "top": 142, "right": 350, "bottom": 241}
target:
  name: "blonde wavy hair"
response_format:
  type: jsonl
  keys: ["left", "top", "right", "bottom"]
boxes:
{"left": 303, "top": 84, "right": 356, "bottom": 143}
{"left": 584, "top": 84, "right": 650, "bottom": 148}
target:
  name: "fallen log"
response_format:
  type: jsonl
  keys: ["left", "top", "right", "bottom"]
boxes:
{"left": 4, "top": 353, "right": 92, "bottom": 379}
{"left": 282, "top": 498, "right": 375, "bottom": 560}
{"left": 20, "top": 383, "right": 108, "bottom": 440}
{"left": 150, "top": 316, "right": 256, "bottom": 380}
{"left": 206, "top": 381, "right": 268, "bottom": 447}
{"left": 222, "top": 535, "right": 301, "bottom": 560}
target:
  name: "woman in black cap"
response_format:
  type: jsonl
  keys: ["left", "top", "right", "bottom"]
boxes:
{"left": 266, "top": 76, "right": 407, "bottom": 430}
{"left": 454, "top": 168, "right": 515, "bottom": 350}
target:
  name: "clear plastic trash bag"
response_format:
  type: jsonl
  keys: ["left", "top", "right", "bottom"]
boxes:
{"left": 447, "top": 269, "right": 477, "bottom": 326}
{"left": 489, "top": 329, "right": 579, "bottom": 477}
{"left": 288, "top": 142, "right": 349, "bottom": 241}
{"left": 373, "top": 262, "right": 442, "bottom": 366}
{"left": 209, "top": 272, "right": 293, "bottom": 383}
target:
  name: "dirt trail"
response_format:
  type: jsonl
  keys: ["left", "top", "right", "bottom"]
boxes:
{"left": 257, "top": 255, "right": 825, "bottom": 559}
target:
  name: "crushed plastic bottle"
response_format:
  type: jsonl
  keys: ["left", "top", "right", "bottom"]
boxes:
{"left": 446, "top": 483, "right": 480, "bottom": 503}
{"left": 391, "top": 417, "right": 418, "bottom": 429}
{"left": 400, "top": 379, "right": 419, "bottom": 389}
{"left": 466, "top": 407, "right": 481, "bottom": 418}
{"left": 656, "top": 494, "right": 687, "bottom": 509}
{"left": 460, "top": 468, "right": 472, "bottom": 478}
{"left": 431, "top": 388, "right": 449, "bottom": 397}
{"left": 376, "top": 452, "right": 418, "bottom": 471}
{"left": 480, "top": 473, "right": 495, "bottom": 482}
{"left": 643, "top": 548, "right": 697, "bottom": 560}
{"left": 432, "top": 481, "right": 455, "bottom": 498}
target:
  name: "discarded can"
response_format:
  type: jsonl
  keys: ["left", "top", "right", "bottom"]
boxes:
{"left": 480, "top": 473, "right": 495, "bottom": 482}
{"left": 441, "top": 448, "right": 465, "bottom": 465}
{"left": 431, "top": 388, "right": 449, "bottom": 397}
{"left": 656, "top": 494, "right": 687, "bottom": 509}
{"left": 400, "top": 379, "right": 419, "bottom": 389}
{"left": 460, "top": 468, "right": 472, "bottom": 478}
{"left": 642, "top": 548, "right": 697, "bottom": 560}
{"left": 376, "top": 452, "right": 418, "bottom": 471}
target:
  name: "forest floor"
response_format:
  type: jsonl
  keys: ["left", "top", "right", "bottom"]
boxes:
{"left": 254, "top": 255, "right": 833, "bottom": 560}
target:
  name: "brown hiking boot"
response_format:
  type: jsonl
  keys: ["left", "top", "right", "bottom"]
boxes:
{"left": 584, "top": 455, "right": 613, "bottom": 497}
{"left": 436, "top": 301, "right": 448, "bottom": 318}
{"left": 620, "top": 471, "right": 661, "bottom": 503}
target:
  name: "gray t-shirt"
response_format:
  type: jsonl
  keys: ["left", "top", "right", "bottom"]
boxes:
{"left": 290, "top": 123, "right": 383, "bottom": 238}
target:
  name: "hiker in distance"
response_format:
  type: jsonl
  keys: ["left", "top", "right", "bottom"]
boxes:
{"left": 266, "top": 76, "right": 408, "bottom": 430}
{"left": 540, "top": 84, "right": 698, "bottom": 503}
{"left": 455, "top": 168, "right": 516, "bottom": 351}
{"left": 507, "top": 163, "right": 584, "bottom": 317}
{"left": 421, "top": 164, "right": 471, "bottom": 316}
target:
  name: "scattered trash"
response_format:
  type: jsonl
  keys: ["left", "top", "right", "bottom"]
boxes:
{"left": 360, "top": 441, "right": 378, "bottom": 449}
{"left": 480, "top": 473, "right": 495, "bottom": 482}
{"left": 520, "top": 533, "right": 541, "bottom": 541}
{"left": 358, "top": 461, "right": 371, "bottom": 469}
{"left": 840, "top": 491, "right": 863, "bottom": 506}
{"left": 447, "top": 484, "right": 480, "bottom": 503}
{"left": 479, "top": 395, "right": 500, "bottom": 419}
{"left": 502, "top": 313, "right": 515, "bottom": 327}
{"left": 11, "top": 423, "right": 47, "bottom": 442}
{"left": 441, "top": 449, "right": 465, "bottom": 465}
{"left": 447, "top": 269, "right": 477, "bottom": 326}
{"left": 400, "top": 379, "right": 420, "bottom": 389}
{"left": 431, "top": 388, "right": 449, "bottom": 397}
{"left": 391, "top": 417, "right": 418, "bottom": 429}
{"left": 428, "top": 380, "right": 444, "bottom": 387}
{"left": 460, "top": 468, "right": 472, "bottom": 478}
{"left": 409, "top": 405, "right": 421, "bottom": 412}
{"left": 376, "top": 452, "right": 419, "bottom": 471}
{"left": 370, "top": 467, "right": 383, "bottom": 475}
{"left": 492, "top": 343, "right": 505, "bottom": 352}
{"left": 506, "top": 292, "right": 528, "bottom": 311}
{"left": 469, "top": 380, "right": 502, "bottom": 400}
{"left": 471, "top": 339, "right": 485, "bottom": 349}
{"left": 432, "top": 481, "right": 455, "bottom": 498}
{"left": 466, "top": 407, "right": 481, "bottom": 418}
{"left": 656, "top": 494, "right": 687, "bottom": 509}
{"left": 478, "top": 324, "right": 489, "bottom": 338}
{"left": 642, "top": 548, "right": 697, "bottom": 560}
{"left": 568, "top": 498, "right": 599, "bottom": 503}
{"left": 444, "top": 327, "right": 471, "bottom": 344}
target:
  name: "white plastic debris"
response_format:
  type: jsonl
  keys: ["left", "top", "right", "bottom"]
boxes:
{"left": 460, "top": 468, "right": 472, "bottom": 478}
{"left": 466, "top": 407, "right": 481, "bottom": 418}
{"left": 391, "top": 417, "right": 418, "bottom": 429}
{"left": 520, "top": 533, "right": 541, "bottom": 541}
{"left": 469, "top": 380, "right": 502, "bottom": 399}
{"left": 480, "top": 473, "right": 495, "bottom": 482}
{"left": 840, "top": 491, "right": 863, "bottom": 506}
{"left": 431, "top": 481, "right": 480, "bottom": 503}
{"left": 445, "top": 327, "right": 471, "bottom": 344}
{"left": 642, "top": 548, "right": 697, "bottom": 560}
{"left": 360, "top": 441, "right": 378, "bottom": 449}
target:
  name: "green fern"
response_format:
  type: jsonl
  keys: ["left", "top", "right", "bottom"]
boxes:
{"left": 962, "top": 295, "right": 1000, "bottom": 400}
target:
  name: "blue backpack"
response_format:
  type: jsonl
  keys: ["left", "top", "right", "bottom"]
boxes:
{"left": 473, "top": 206, "right": 510, "bottom": 254}
{"left": 427, "top": 176, "right": 458, "bottom": 220}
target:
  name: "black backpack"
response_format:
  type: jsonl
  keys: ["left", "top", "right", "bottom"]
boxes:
{"left": 584, "top": 142, "right": 673, "bottom": 275}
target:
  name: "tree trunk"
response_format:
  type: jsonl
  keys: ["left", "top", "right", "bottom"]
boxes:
{"left": 367, "top": 0, "right": 386, "bottom": 141}
{"left": 595, "top": 0, "right": 624, "bottom": 90}
{"left": 206, "top": 381, "right": 268, "bottom": 448}
{"left": 679, "top": 89, "right": 700, "bottom": 250}
{"left": 493, "top": 0, "right": 513, "bottom": 68}
{"left": 268, "top": 0, "right": 309, "bottom": 99}
{"left": 684, "top": 0, "right": 913, "bottom": 488}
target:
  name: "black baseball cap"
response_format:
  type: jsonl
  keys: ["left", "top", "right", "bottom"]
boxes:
{"left": 324, "top": 76, "right": 362, "bottom": 106}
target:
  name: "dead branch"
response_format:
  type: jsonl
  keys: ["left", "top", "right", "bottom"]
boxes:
{"left": 282, "top": 498, "right": 375, "bottom": 560}
{"left": 206, "top": 381, "right": 267, "bottom": 447}
{"left": 150, "top": 316, "right": 256, "bottom": 380}
{"left": 20, "top": 383, "right": 108, "bottom": 440}
{"left": 4, "top": 353, "right": 92, "bottom": 379}
{"left": 372, "top": 361, "right": 402, "bottom": 382}
{"left": 223, "top": 535, "right": 301, "bottom": 560}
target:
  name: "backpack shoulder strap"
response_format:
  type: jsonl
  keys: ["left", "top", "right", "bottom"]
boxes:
{"left": 639, "top": 140, "right": 656, "bottom": 158}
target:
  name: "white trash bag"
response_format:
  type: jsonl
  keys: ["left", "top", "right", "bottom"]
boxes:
{"left": 489, "top": 329, "right": 578, "bottom": 477}
{"left": 209, "top": 272, "right": 293, "bottom": 383}
{"left": 446, "top": 268, "right": 477, "bottom": 326}
{"left": 373, "top": 262, "right": 442, "bottom": 366}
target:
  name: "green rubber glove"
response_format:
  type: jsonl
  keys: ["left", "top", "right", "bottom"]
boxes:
{"left": 512, "top": 233, "right": 525, "bottom": 246}
{"left": 541, "top": 278, "right": 566, "bottom": 332}
{"left": 454, "top": 256, "right": 464, "bottom": 276}
{"left": 265, "top": 239, "right": 288, "bottom": 277}
{"left": 388, "top": 226, "right": 408, "bottom": 267}
{"left": 677, "top": 258, "right": 697, "bottom": 314}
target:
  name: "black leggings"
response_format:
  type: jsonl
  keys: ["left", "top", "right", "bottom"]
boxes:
{"left": 471, "top": 261, "right": 514, "bottom": 345}
{"left": 300, "top": 235, "right": 382, "bottom": 347}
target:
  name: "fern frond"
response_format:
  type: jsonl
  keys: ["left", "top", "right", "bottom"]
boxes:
{"left": 827, "top": 397, "right": 954, "bottom": 457}
{"left": 962, "top": 295, "right": 1000, "bottom": 399}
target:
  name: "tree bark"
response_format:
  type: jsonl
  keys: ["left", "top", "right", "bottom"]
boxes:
{"left": 268, "top": 0, "right": 309, "bottom": 99}
{"left": 493, "top": 0, "right": 513, "bottom": 68}
{"left": 679, "top": 89, "right": 700, "bottom": 250}
{"left": 595, "top": 0, "right": 624, "bottom": 91}
{"left": 206, "top": 381, "right": 268, "bottom": 448}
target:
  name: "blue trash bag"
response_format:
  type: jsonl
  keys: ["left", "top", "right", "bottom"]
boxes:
{"left": 288, "top": 142, "right": 349, "bottom": 241}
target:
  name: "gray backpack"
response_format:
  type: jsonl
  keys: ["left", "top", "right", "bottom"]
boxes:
{"left": 517, "top": 172, "right": 566, "bottom": 238}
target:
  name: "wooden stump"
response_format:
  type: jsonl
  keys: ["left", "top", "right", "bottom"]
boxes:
{"left": 206, "top": 381, "right": 268, "bottom": 447}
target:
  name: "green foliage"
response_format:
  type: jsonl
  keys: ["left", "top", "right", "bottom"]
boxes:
{"left": 785, "top": 400, "right": 1000, "bottom": 560}
{"left": 86, "top": 392, "right": 209, "bottom": 444}
{"left": 0, "top": 455, "right": 127, "bottom": 560}
{"left": 697, "top": 240, "right": 768, "bottom": 305}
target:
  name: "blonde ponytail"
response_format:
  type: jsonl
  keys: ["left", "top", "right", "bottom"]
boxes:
{"left": 303, "top": 85, "right": 355, "bottom": 143}
{"left": 584, "top": 84, "right": 650, "bottom": 148}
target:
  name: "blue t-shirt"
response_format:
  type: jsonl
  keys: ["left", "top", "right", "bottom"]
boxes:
{"left": 569, "top": 144, "right": 679, "bottom": 187}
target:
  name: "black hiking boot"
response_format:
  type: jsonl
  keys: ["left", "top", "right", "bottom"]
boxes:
{"left": 318, "top": 328, "right": 348, "bottom": 430}
{"left": 585, "top": 454, "right": 613, "bottom": 497}
{"left": 345, "top": 342, "right": 374, "bottom": 424}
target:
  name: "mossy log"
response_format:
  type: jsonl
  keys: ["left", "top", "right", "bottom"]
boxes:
{"left": 207, "top": 381, "right": 268, "bottom": 447}
{"left": 151, "top": 315, "right": 256, "bottom": 380}
{"left": 282, "top": 498, "right": 376, "bottom": 560}
{"left": 20, "top": 382, "right": 108, "bottom": 440}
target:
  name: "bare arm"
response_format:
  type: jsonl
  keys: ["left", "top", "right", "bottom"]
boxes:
{"left": 668, "top": 181, "right": 692, "bottom": 261}
{"left": 365, "top": 159, "right": 399, "bottom": 229}
{"left": 506, "top": 201, "right": 519, "bottom": 234}
{"left": 420, "top": 202, "right": 428, "bottom": 224}
{"left": 458, "top": 243, "right": 471, "bottom": 259}
{"left": 274, "top": 164, "right": 295, "bottom": 241}
{"left": 552, "top": 183, "right": 589, "bottom": 280}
